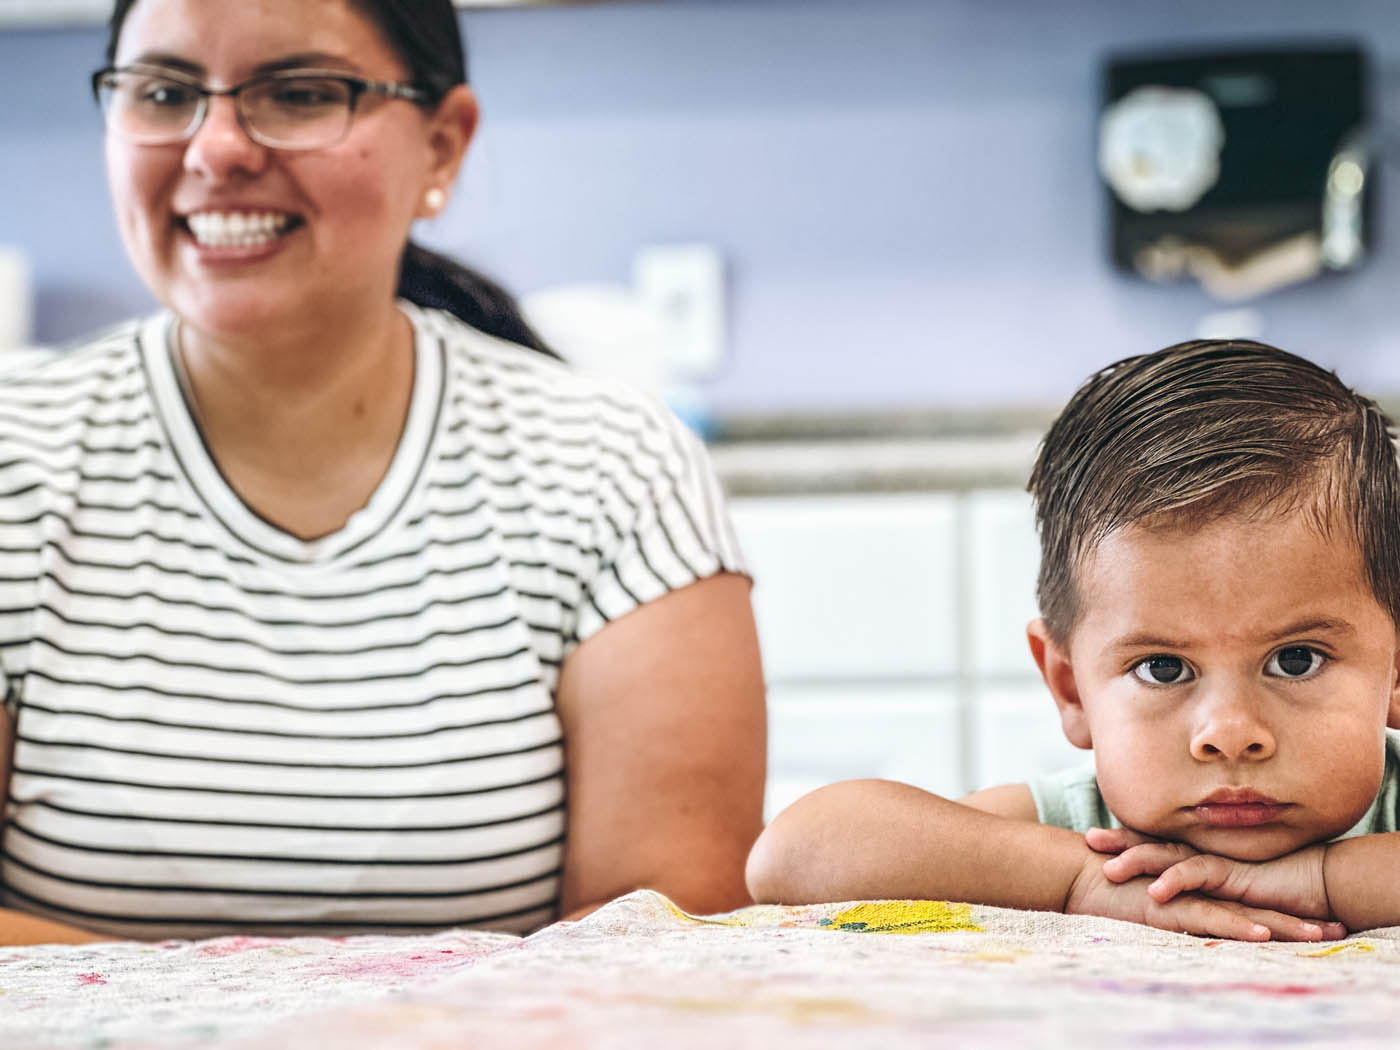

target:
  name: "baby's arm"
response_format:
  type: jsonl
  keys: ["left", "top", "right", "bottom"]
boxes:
{"left": 745, "top": 779, "right": 1331, "bottom": 940}
{"left": 747, "top": 779, "right": 1089, "bottom": 912}
{"left": 1323, "top": 834, "right": 1400, "bottom": 930}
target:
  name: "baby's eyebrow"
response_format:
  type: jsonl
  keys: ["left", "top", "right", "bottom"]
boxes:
{"left": 1109, "top": 631, "right": 1192, "bottom": 652}
{"left": 1266, "top": 617, "right": 1355, "bottom": 639}
{"left": 1108, "top": 617, "right": 1355, "bottom": 653}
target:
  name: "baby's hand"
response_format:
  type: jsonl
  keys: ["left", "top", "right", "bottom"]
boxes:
{"left": 1085, "top": 827, "right": 1343, "bottom": 940}
{"left": 1066, "top": 847, "right": 1337, "bottom": 941}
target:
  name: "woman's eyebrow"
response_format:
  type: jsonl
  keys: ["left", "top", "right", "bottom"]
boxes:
{"left": 125, "top": 51, "right": 204, "bottom": 75}
{"left": 254, "top": 52, "right": 359, "bottom": 75}
{"left": 121, "top": 51, "right": 358, "bottom": 77}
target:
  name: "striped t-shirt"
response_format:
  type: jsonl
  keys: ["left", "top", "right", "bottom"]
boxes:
{"left": 0, "top": 302, "right": 745, "bottom": 938}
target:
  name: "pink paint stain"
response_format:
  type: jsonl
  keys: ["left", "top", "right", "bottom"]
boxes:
{"left": 197, "top": 937, "right": 283, "bottom": 958}
{"left": 1220, "top": 983, "right": 1322, "bottom": 997}
{"left": 315, "top": 952, "right": 480, "bottom": 980}
{"left": 77, "top": 973, "right": 107, "bottom": 986}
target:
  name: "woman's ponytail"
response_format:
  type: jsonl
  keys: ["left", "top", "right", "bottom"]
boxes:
{"left": 398, "top": 242, "right": 556, "bottom": 358}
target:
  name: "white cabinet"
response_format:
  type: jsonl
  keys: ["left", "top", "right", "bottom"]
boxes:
{"left": 730, "top": 494, "right": 958, "bottom": 681}
{"left": 730, "top": 488, "right": 1081, "bottom": 819}
{"left": 967, "top": 489, "right": 1042, "bottom": 677}
{"left": 971, "top": 684, "right": 1091, "bottom": 791}
{"left": 764, "top": 683, "right": 964, "bottom": 820}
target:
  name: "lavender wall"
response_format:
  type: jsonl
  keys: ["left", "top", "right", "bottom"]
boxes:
{"left": 3, "top": 0, "right": 1400, "bottom": 413}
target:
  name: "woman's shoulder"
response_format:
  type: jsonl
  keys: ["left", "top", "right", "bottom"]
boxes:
{"left": 411, "top": 303, "right": 691, "bottom": 449}
{"left": 0, "top": 319, "right": 147, "bottom": 401}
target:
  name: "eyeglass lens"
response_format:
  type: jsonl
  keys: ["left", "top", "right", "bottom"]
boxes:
{"left": 99, "top": 71, "right": 355, "bottom": 149}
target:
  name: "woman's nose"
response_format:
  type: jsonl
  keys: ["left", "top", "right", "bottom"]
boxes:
{"left": 182, "top": 96, "right": 268, "bottom": 181}
{"left": 1189, "top": 689, "right": 1277, "bottom": 762}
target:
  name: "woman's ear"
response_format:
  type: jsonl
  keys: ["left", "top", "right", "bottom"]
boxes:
{"left": 1027, "top": 618, "right": 1093, "bottom": 750}
{"left": 419, "top": 84, "right": 479, "bottom": 213}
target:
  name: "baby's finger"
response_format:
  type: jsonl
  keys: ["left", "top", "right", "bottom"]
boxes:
{"left": 1150, "top": 897, "right": 1272, "bottom": 942}
{"left": 1224, "top": 904, "right": 1346, "bottom": 943}
{"left": 1145, "top": 854, "right": 1234, "bottom": 902}
{"left": 1101, "top": 842, "right": 1198, "bottom": 884}
{"left": 1084, "top": 827, "right": 1155, "bottom": 854}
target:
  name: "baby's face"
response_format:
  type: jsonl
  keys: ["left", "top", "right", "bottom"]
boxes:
{"left": 1059, "top": 509, "right": 1400, "bottom": 861}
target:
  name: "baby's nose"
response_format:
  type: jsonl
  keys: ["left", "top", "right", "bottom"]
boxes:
{"left": 1189, "top": 692, "right": 1277, "bottom": 762}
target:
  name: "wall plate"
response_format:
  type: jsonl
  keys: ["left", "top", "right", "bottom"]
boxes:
{"left": 632, "top": 243, "right": 726, "bottom": 379}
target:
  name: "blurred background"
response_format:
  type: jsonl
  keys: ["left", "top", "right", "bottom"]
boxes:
{"left": 2, "top": 0, "right": 1394, "bottom": 817}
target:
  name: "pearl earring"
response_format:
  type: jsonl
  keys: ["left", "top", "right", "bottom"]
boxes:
{"left": 424, "top": 188, "right": 447, "bottom": 213}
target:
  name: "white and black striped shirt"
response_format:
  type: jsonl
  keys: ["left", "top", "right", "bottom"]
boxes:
{"left": 0, "top": 303, "right": 745, "bottom": 938}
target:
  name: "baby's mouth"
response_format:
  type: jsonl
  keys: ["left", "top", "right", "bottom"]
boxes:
{"left": 1191, "top": 789, "right": 1291, "bottom": 828}
{"left": 179, "top": 211, "right": 305, "bottom": 249}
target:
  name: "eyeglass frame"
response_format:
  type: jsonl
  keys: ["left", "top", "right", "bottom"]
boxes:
{"left": 89, "top": 64, "right": 436, "bottom": 150}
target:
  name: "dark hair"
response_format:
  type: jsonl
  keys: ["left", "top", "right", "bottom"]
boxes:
{"left": 105, "top": 0, "right": 554, "bottom": 356}
{"left": 1028, "top": 339, "right": 1400, "bottom": 642}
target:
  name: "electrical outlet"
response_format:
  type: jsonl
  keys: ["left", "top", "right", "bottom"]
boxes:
{"left": 632, "top": 243, "right": 726, "bottom": 379}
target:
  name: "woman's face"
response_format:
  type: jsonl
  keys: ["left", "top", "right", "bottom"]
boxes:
{"left": 107, "top": 0, "right": 466, "bottom": 341}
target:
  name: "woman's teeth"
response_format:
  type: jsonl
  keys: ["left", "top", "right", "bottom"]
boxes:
{"left": 185, "top": 211, "right": 295, "bottom": 248}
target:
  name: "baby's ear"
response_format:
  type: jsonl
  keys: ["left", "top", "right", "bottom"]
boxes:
{"left": 1026, "top": 618, "right": 1093, "bottom": 750}
{"left": 1387, "top": 638, "right": 1400, "bottom": 731}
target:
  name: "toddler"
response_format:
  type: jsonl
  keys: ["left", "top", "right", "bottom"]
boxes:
{"left": 747, "top": 339, "right": 1400, "bottom": 940}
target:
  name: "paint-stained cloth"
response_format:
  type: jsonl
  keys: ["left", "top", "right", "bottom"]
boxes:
{"left": 3, "top": 889, "right": 1399, "bottom": 1049}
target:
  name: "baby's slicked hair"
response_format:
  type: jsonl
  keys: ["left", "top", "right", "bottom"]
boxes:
{"left": 1029, "top": 339, "right": 1400, "bottom": 643}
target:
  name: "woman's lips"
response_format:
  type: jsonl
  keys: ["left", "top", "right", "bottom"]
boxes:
{"left": 1192, "top": 789, "right": 1290, "bottom": 827}
{"left": 176, "top": 212, "right": 304, "bottom": 265}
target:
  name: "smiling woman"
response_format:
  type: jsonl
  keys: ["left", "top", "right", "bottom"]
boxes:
{"left": 0, "top": 0, "right": 766, "bottom": 944}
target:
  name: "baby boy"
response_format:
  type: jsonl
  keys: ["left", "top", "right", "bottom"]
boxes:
{"left": 746, "top": 339, "right": 1400, "bottom": 940}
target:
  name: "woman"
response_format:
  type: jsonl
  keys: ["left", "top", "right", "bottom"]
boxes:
{"left": 0, "top": 0, "right": 765, "bottom": 944}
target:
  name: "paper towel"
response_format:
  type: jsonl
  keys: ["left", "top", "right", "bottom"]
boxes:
{"left": 0, "top": 247, "right": 33, "bottom": 351}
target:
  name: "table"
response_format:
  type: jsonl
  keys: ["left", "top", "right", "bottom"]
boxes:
{"left": 5, "top": 891, "right": 1399, "bottom": 1049}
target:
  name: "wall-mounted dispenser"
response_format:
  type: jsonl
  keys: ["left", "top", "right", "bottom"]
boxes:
{"left": 1098, "top": 44, "right": 1370, "bottom": 301}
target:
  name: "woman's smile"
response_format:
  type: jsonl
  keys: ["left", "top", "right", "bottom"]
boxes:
{"left": 175, "top": 208, "right": 306, "bottom": 265}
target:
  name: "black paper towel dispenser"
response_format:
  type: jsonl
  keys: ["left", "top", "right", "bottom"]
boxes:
{"left": 1099, "top": 44, "right": 1371, "bottom": 301}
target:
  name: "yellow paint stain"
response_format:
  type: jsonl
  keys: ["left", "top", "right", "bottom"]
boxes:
{"left": 661, "top": 897, "right": 703, "bottom": 924}
{"left": 958, "top": 950, "right": 1025, "bottom": 963}
{"left": 823, "top": 900, "right": 982, "bottom": 934}
{"left": 660, "top": 995, "right": 873, "bottom": 1023}
{"left": 658, "top": 893, "right": 980, "bottom": 933}
{"left": 1299, "top": 942, "right": 1375, "bottom": 958}
{"left": 662, "top": 899, "right": 821, "bottom": 929}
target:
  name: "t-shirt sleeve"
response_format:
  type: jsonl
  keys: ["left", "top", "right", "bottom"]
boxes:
{"left": 574, "top": 397, "right": 748, "bottom": 644}
{"left": 1028, "top": 763, "right": 1118, "bottom": 833}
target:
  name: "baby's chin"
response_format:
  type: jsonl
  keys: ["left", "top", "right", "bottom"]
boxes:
{"left": 1156, "top": 825, "right": 1328, "bottom": 862}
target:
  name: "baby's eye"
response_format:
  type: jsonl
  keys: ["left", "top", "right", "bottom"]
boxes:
{"left": 1266, "top": 646, "right": 1326, "bottom": 679}
{"left": 1132, "top": 655, "right": 1194, "bottom": 685}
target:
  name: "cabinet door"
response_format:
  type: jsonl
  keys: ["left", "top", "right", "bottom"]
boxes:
{"left": 729, "top": 494, "right": 958, "bottom": 681}
{"left": 970, "top": 684, "right": 1091, "bottom": 792}
{"left": 967, "top": 489, "right": 1042, "bottom": 677}
{"left": 764, "top": 684, "right": 963, "bottom": 820}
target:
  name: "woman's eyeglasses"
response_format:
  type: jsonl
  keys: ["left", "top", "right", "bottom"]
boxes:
{"left": 91, "top": 65, "right": 432, "bottom": 151}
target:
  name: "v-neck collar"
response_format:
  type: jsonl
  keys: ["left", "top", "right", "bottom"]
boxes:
{"left": 139, "top": 302, "right": 445, "bottom": 568}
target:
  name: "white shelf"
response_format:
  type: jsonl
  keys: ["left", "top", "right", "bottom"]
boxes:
{"left": 0, "top": 0, "right": 108, "bottom": 25}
